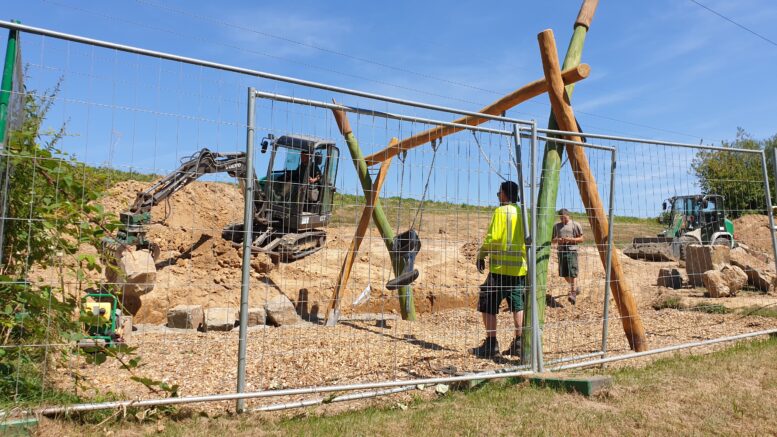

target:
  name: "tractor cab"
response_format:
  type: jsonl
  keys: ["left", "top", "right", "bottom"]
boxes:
{"left": 660, "top": 194, "right": 735, "bottom": 258}
{"left": 260, "top": 134, "right": 340, "bottom": 233}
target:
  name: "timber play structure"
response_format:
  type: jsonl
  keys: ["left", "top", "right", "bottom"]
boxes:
{"left": 321, "top": 0, "right": 649, "bottom": 357}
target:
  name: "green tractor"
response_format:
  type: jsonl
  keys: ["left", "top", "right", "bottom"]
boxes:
{"left": 626, "top": 194, "right": 735, "bottom": 261}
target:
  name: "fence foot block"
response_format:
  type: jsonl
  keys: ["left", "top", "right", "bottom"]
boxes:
{"left": 0, "top": 417, "right": 39, "bottom": 436}
{"left": 523, "top": 373, "right": 611, "bottom": 396}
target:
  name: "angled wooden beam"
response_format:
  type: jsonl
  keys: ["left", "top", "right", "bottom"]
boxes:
{"left": 537, "top": 29, "right": 648, "bottom": 352}
{"left": 362, "top": 64, "right": 590, "bottom": 166}
{"left": 325, "top": 145, "right": 395, "bottom": 326}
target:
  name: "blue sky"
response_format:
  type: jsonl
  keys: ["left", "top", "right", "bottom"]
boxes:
{"left": 3, "top": 0, "right": 776, "bottom": 218}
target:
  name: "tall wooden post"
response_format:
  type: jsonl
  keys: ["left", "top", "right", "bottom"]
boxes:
{"left": 523, "top": 0, "right": 600, "bottom": 360}
{"left": 538, "top": 29, "right": 648, "bottom": 352}
{"left": 331, "top": 105, "right": 416, "bottom": 320}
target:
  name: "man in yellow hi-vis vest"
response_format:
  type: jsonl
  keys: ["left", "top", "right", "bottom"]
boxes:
{"left": 471, "top": 181, "right": 527, "bottom": 358}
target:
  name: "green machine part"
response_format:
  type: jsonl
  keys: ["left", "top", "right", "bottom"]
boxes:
{"left": 82, "top": 293, "right": 119, "bottom": 344}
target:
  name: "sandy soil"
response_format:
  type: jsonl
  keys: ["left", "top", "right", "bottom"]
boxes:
{"left": 44, "top": 181, "right": 777, "bottom": 413}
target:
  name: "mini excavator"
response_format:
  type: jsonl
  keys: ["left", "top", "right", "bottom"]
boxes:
{"left": 101, "top": 134, "right": 340, "bottom": 264}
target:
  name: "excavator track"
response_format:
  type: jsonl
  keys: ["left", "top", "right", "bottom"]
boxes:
{"left": 223, "top": 223, "right": 326, "bottom": 262}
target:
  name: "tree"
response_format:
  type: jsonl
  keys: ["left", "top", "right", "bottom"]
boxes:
{"left": 691, "top": 128, "right": 777, "bottom": 218}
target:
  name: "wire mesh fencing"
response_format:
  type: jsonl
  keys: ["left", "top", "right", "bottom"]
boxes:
{"left": 2, "top": 21, "right": 777, "bottom": 416}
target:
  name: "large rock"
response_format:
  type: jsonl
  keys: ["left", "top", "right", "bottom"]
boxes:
{"left": 657, "top": 268, "right": 683, "bottom": 289}
{"left": 106, "top": 249, "right": 157, "bottom": 295}
{"left": 702, "top": 270, "right": 730, "bottom": 298}
{"left": 204, "top": 307, "right": 237, "bottom": 332}
{"left": 730, "top": 247, "right": 776, "bottom": 292}
{"left": 265, "top": 295, "right": 303, "bottom": 326}
{"left": 719, "top": 265, "right": 748, "bottom": 295}
{"left": 248, "top": 307, "right": 266, "bottom": 326}
{"left": 686, "top": 244, "right": 730, "bottom": 286}
{"left": 652, "top": 289, "right": 691, "bottom": 310}
{"left": 167, "top": 305, "right": 203, "bottom": 329}
{"left": 624, "top": 243, "right": 675, "bottom": 262}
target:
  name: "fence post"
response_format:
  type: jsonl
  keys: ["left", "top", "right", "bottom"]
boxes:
{"left": 761, "top": 151, "right": 777, "bottom": 274}
{"left": 601, "top": 149, "right": 616, "bottom": 355}
{"left": 236, "top": 87, "right": 256, "bottom": 413}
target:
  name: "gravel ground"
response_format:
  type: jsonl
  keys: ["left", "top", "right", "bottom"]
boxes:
{"left": 51, "top": 301, "right": 777, "bottom": 414}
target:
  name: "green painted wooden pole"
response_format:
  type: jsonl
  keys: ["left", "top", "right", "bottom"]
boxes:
{"left": 522, "top": 0, "right": 598, "bottom": 362}
{"left": 0, "top": 27, "right": 19, "bottom": 147}
{"left": 332, "top": 105, "right": 416, "bottom": 321}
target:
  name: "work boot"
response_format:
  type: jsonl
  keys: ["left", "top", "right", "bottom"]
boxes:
{"left": 470, "top": 337, "right": 500, "bottom": 358}
{"left": 504, "top": 336, "right": 522, "bottom": 356}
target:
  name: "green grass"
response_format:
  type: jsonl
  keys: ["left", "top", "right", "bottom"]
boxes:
{"left": 39, "top": 336, "right": 777, "bottom": 436}
{"left": 737, "top": 305, "right": 777, "bottom": 318}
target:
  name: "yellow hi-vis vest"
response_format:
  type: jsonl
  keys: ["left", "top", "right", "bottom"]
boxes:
{"left": 478, "top": 203, "right": 527, "bottom": 276}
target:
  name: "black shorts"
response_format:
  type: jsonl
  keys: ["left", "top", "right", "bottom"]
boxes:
{"left": 477, "top": 273, "right": 526, "bottom": 315}
{"left": 558, "top": 251, "right": 578, "bottom": 278}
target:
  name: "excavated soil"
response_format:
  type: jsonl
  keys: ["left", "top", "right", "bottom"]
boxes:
{"left": 734, "top": 214, "right": 775, "bottom": 259}
{"left": 46, "top": 181, "right": 777, "bottom": 413}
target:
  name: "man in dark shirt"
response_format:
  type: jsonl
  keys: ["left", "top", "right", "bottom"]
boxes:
{"left": 552, "top": 208, "right": 584, "bottom": 305}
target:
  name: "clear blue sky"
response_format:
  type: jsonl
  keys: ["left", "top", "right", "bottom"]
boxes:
{"left": 3, "top": 0, "right": 776, "bottom": 218}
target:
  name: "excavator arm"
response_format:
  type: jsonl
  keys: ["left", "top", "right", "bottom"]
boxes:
{"left": 106, "top": 148, "right": 265, "bottom": 257}
{"left": 129, "top": 148, "right": 253, "bottom": 214}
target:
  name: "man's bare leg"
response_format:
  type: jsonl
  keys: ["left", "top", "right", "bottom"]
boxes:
{"left": 482, "top": 312, "right": 497, "bottom": 337}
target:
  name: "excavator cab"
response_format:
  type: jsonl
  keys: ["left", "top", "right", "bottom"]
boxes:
{"left": 262, "top": 135, "right": 339, "bottom": 233}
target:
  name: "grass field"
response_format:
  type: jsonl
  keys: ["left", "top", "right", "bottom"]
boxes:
{"left": 36, "top": 336, "right": 777, "bottom": 436}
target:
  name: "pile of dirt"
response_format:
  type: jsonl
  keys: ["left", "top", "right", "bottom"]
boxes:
{"left": 99, "top": 180, "right": 280, "bottom": 324}
{"left": 733, "top": 215, "right": 774, "bottom": 260}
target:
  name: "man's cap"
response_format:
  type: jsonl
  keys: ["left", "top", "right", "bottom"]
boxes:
{"left": 557, "top": 208, "right": 570, "bottom": 216}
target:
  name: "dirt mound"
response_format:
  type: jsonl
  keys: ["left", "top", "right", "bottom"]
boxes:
{"left": 733, "top": 215, "right": 774, "bottom": 260}
{"left": 98, "top": 180, "right": 283, "bottom": 324}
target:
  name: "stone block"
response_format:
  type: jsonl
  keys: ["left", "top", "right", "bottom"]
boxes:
{"left": 248, "top": 307, "right": 266, "bottom": 326}
{"left": 204, "top": 307, "right": 237, "bottom": 332}
{"left": 624, "top": 243, "right": 675, "bottom": 262}
{"left": 686, "top": 244, "right": 730, "bottom": 286}
{"left": 719, "top": 265, "right": 748, "bottom": 295}
{"left": 265, "top": 295, "right": 302, "bottom": 326}
{"left": 657, "top": 268, "right": 683, "bottom": 289}
{"left": 167, "top": 305, "right": 203, "bottom": 329}
{"left": 703, "top": 270, "right": 730, "bottom": 298}
{"left": 106, "top": 249, "right": 157, "bottom": 296}
{"left": 730, "top": 247, "right": 776, "bottom": 292}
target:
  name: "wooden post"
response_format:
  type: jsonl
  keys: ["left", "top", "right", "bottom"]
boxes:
{"left": 362, "top": 65, "right": 590, "bottom": 166}
{"left": 537, "top": 29, "right": 648, "bottom": 352}
{"left": 524, "top": 0, "right": 599, "bottom": 361}
{"left": 326, "top": 153, "right": 394, "bottom": 325}
{"left": 331, "top": 104, "right": 417, "bottom": 320}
